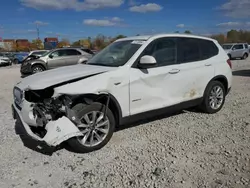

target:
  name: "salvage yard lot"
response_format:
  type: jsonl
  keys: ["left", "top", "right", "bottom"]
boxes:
{"left": 0, "top": 60, "right": 250, "bottom": 188}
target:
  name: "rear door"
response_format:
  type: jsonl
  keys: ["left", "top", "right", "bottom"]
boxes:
{"left": 175, "top": 37, "right": 216, "bottom": 100}
{"left": 62, "top": 49, "right": 82, "bottom": 65}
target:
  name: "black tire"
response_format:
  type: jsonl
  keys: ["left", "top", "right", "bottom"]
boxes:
{"left": 200, "top": 81, "right": 226, "bottom": 114}
{"left": 67, "top": 102, "right": 115, "bottom": 153}
{"left": 81, "top": 60, "right": 87, "bottom": 64}
{"left": 242, "top": 53, "right": 248, "bottom": 60}
{"left": 31, "top": 65, "right": 45, "bottom": 74}
{"left": 14, "top": 59, "right": 19, "bottom": 64}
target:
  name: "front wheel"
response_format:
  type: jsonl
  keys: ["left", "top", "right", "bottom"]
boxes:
{"left": 67, "top": 102, "right": 115, "bottom": 153}
{"left": 31, "top": 65, "right": 45, "bottom": 74}
{"left": 200, "top": 81, "right": 226, "bottom": 114}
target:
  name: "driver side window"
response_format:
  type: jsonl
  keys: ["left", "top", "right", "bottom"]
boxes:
{"left": 139, "top": 37, "right": 178, "bottom": 67}
{"left": 50, "top": 50, "right": 60, "bottom": 58}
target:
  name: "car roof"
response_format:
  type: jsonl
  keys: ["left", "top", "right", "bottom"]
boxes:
{"left": 223, "top": 43, "right": 248, "bottom": 45}
{"left": 116, "top": 33, "right": 217, "bottom": 42}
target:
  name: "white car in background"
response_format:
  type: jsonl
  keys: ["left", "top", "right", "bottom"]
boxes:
{"left": 12, "top": 34, "right": 232, "bottom": 153}
{"left": 0, "top": 56, "right": 12, "bottom": 66}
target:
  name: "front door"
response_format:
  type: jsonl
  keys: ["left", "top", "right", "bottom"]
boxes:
{"left": 47, "top": 50, "right": 66, "bottom": 69}
{"left": 129, "top": 37, "right": 183, "bottom": 115}
{"left": 231, "top": 44, "right": 244, "bottom": 58}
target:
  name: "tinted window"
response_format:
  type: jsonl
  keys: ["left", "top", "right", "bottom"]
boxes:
{"left": 50, "top": 50, "right": 68, "bottom": 57}
{"left": 199, "top": 39, "right": 219, "bottom": 60}
{"left": 140, "top": 37, "right": 177, "bottom": 67}
{"left": 32, "top": 51, "right": 47, "bottom": 55}
{"left": 81, "top": 48, "right": 94, "bottom": 55}
{"left": 244, "top": 44, "right": 248, "bottom": 49}
{"left": 233, "top": 44, "right": 243, "bottom": 50}
{"left": 177, "top": 38, "right": 200, "bottom": 63}
{"left": 65, "top": 49, "right": 81, "bottom": 56}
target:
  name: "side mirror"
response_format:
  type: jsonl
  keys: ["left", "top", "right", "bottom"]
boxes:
{"left": 138, "top": 55, "right": 157, "bottom": 69}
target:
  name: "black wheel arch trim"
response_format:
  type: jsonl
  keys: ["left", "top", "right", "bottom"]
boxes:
{"left": 68, "top": 92, "right": 123, "bottom": 125}
{"left": 204, "top": 75, "right": 229, "bottom": 96}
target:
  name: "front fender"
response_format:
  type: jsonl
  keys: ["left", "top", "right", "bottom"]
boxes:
{"left": 77, "top": 57, "right": 88, "bottom": 64}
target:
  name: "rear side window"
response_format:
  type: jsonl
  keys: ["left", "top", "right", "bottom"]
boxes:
{"left": 244, "top": 44, "right": 248, "bottom": 49}
{"left": 233, "top": 44, "right": 244, "bottom": 50}
{"left": 81, "top": 49, "right": 94, "bottom": 55}
{"left": 199, "top": 39, "right": 219, "bottom": 60}
{"left": 177, "top": 37, "right": 218, "bottom": 63}
{"left": 177, "top": 38, "right": 200, "bottom": 63}
{"left": 65, "top": 49, "right": 81, "bottom": 56}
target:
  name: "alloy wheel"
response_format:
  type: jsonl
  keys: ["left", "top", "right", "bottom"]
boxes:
{"left": 209, "top": 85, "right": 224, "bottom": 110}
{"left": 77, "top": 111, "right": 110, "bottom": 147}
{"left": 32, "top": 67, "right": 43, "bottom": 74}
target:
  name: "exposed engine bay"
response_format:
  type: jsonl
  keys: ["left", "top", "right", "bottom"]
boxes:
{"left": 22, "top": 88, "right": 85, "bottom": 146}
{"left": 18, "top": 86, "right": 109, "bottom": 147}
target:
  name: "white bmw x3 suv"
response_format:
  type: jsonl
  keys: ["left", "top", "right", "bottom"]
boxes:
{"left": 12, "top": 34, "right": 232, "bottom": 153}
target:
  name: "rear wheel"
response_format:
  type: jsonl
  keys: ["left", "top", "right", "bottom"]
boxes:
{"left": 242, "top": 53, "right": 248, "bottom": 60}
{"left": 31, "top": 65, "right": 45, "bottom": 74}
{"left": 67, "top": 102, "right": 115, "bottom": 153}
{"left": 200, "top": 81, "right": 226, "bottom": 114}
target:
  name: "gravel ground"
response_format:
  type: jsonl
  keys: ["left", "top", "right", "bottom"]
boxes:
{"left": 0, "top": 60, "right": 250, "bottom": 188}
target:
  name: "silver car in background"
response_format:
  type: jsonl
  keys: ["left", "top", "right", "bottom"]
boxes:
{"left": 20, "top": 47, "right": 93, "bottom": 75}
{"left": 222, "top": 43, "right": 249, "bottom": 60}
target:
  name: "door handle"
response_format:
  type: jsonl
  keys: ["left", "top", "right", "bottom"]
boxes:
{"left": 169, "top": 69, "right": 180, "bottom": 74}
{"left": 205, "top": 63, "right": 212, "bottom": 66}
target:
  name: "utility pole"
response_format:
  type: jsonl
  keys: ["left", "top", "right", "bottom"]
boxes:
{"left": 36, "top": 23, "right": 40, "bottom": 40}
{"left": 36, "top": 23, "right": 40, "bottom": 49}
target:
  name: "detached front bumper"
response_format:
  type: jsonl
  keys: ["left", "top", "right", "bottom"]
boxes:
{"left": 20, "top": 63, "right": 32, "bottom": 76}
{"left": 12, "top": 101, "right": 83, "bottom": 147}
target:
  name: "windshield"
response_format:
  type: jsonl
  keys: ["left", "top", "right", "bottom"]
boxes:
{"left": 40, "top": 50, "right": 52, "bottom": 57}
{"left": 87, "top": 40, "right": 144, "bottom": 67}
{"left": 222, "top": 44, "right": 233, "bottom": 50}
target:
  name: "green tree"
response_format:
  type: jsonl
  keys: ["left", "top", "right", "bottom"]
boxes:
{"left": 227, "top": 30, "right": 239, "bottom": 43}
{"left": 57, "top": 38, "right": 70, "bottom": 48}
{"left": 31, "top": 39, "right": 43, "bottom": 50}
{"left": 184, "top": 30, "right": 192, "bottom": 34}
{"left": 211, "top": 34, "right": 225, "bottom": 44}
{"left": 71, "top": 40, "right": 81, "bottom": 47}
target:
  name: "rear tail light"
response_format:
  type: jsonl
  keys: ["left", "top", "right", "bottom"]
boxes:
{"left": 227, "top": 59, "right": 232, "bottom": 69}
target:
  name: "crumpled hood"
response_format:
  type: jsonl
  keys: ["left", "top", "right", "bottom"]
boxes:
{"left": 17, "top": 64, "right": 116, "bottom": 90}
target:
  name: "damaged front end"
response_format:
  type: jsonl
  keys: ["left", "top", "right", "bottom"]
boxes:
{"left": 14, "top": 87, "right": 83, "bottom": 147}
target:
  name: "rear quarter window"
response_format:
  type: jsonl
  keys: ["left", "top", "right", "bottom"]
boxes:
{"left": 177, "top": 37, "right": 219, "bottom": 63}
{"left": 198, "top": 39, "right": 219, "bottom": 60}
